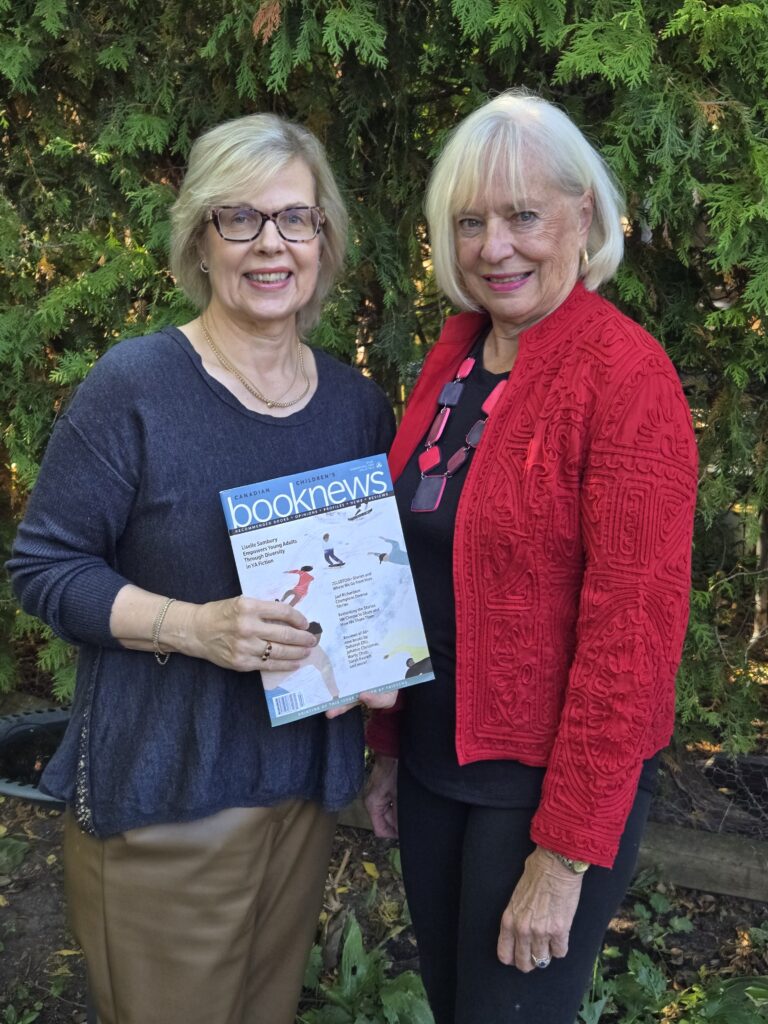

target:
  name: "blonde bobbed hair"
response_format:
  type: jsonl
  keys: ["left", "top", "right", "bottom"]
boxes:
{"left": 425, "top": 90, "right": 625, "bottom": 310}
{"left": 170, "top": 114, "right": 348, "bottom": 336}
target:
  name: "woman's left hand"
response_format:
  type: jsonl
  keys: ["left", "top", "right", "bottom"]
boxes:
{"left": 324, "top": 689, "right": 399, "bottom": 719}
{"left": 497, "top": 846, "right": 584, "bottom": 972}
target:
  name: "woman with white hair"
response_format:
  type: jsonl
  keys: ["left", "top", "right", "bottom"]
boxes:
{"left": 8, "top": 114, "right": 395, "bottom": 1024}
{"left": 365, "top": 90, "right": 697, "bottom": 1024}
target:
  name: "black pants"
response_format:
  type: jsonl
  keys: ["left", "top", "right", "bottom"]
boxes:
{"left": 397, "top": 762, "right": 653, "bottom": 1024}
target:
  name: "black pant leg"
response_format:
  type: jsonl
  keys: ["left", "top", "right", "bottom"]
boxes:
{"left": 455, "top": 788, "right": 654, "bottom": 1024}
{"left": 397, "top": 762, "right": 470, "bottom": 1024}
{"left": 398, "top": 760, "right": 653, "bottom": 1024}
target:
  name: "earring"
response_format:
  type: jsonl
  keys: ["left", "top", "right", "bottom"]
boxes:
{"left": 200, "top": 259, "right": 209, "bottom": 274}
{"left": 579, "top": 249, "right": 589, "bottom": 277}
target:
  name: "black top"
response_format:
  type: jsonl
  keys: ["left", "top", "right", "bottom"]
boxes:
{"left": 396, "top": 335, "right": 658, "bottom": 807}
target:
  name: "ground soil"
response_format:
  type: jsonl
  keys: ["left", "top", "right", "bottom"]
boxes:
{"left": 0, "top": 800, "right": 766, "bottom": 1024}
{"left": 0, "top": 693, "right": 766, "bottom": 1022}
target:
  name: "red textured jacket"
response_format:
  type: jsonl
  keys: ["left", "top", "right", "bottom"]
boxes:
{"left": 367, "top": 284, "right": 698, "bottom": 867}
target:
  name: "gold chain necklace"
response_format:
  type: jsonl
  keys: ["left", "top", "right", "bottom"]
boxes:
{"left": 200, "top": 316, "right": 310, "bottom": 410}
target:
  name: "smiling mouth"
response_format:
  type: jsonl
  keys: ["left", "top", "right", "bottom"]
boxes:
{"left": 245, "top": 271, "right": 291, "bottom": 283}
{"left": 484, "top": 272, "right": 532, "bottom": 284}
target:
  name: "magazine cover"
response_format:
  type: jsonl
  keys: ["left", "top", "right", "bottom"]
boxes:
{"left": 220, "top": 454, "right": 434, "bottom": 725}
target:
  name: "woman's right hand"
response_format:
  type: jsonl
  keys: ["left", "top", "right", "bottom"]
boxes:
{"left": 185, "top": 595, "right": 317, "bottom": 672}
{"left": 109, "top": 585, "right": 317, "bottom": 672}
{"left": 364, "top": 754, "right": 399, "bottom": 838}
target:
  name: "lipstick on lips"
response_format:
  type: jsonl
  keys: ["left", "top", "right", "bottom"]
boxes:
{"left": 483, "top": 271, "right": 533, "bottom": 292}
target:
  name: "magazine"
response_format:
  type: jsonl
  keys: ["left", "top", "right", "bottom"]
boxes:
{"left": 220, "top": 454, "right": 434, "bottom": 725}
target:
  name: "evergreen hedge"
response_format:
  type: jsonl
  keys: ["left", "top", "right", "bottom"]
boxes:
{"left": 2, "top": 0, "right": 767, "bottom": 748}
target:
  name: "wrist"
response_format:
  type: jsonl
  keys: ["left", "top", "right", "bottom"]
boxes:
{"left": 151, "top": 597, "right": 176, "bottom": 664}
{"left": 161, "top": 599, "right": 197, "bottom": 658}
{"left": 539, "top": 846, "right": 590, "bottom": 875}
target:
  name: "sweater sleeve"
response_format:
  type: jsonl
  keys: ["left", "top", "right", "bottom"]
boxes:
{"left": 7, "top": 362, "right": 142, "bottom": 648}
{"left": 529, "top": 355, "right": 697, "bottom": 868}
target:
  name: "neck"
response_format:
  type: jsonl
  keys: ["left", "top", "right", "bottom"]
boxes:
{"left": 202, "top": 303, "right": 300, "bottom": 373}
{"left": 193, "top": 305, "right": 313, "bottom": 414}
{"left": 483, "top": 324, "right": 519, "bottom": 374}
{"left": 484, "top": 277, "right": 582, "bottom": 371}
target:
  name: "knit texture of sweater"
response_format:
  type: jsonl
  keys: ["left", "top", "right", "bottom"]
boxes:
{"left": 367, "top": 285, "right": 697, "bottom": 867}
{"left": 9, "top": 327, "right": 395, "bottom": 837}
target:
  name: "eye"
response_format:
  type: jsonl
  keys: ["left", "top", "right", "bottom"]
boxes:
{"left": 219, "top": 207, "right": 260, "bottom": 228}
{"left": 231, "top": 208, "right": 258, "bottom": 225}
{"left": 457, "top": 217, "right": 484, "bottom": 237}
{"left": 282, "top": 208, "right": 311, "bottom": 227}
{"left": 514, "top": 210, "right": 537, "bottom": 225}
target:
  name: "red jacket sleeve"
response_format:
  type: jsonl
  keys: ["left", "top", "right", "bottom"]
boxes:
{"left": 530, "top": 357, "right": 698, "bottom": 867}
{"left": 365, "top": 694, "right": 403, "bottom": 757}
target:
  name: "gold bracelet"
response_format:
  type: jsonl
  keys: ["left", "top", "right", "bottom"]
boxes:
{"left": 152, "top": 597, "right": 176, "bottom": 666}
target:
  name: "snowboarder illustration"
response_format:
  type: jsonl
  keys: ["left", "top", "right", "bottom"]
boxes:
{"left": 349, "top": 499, "right": 372, "bottom": 520}
{"left": 322, "top": 533, "right": 345, "bottom": 567}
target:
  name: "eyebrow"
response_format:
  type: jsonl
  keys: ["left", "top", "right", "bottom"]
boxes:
{"left": 458, "top": 200, "right": 538, "bottom": 215}
{"left": 221, "top": 201, "right": 314, "bottom": 210}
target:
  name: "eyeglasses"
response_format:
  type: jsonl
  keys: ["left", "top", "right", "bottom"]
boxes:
{"left": 207, "top": 205, "right": 326, "bottom": 243}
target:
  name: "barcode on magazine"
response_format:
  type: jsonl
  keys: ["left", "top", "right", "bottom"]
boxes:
{"left": 273, "top": 692, "right": 306, "bottom": 718}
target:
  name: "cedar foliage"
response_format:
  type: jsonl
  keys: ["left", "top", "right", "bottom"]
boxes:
{"left": 1, "top": 0, "right": 767, "bottom": 748}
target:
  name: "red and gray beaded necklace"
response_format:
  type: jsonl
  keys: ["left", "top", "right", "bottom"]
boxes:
{"left": 411, "top": 350, "right": 507, "bottom": 513}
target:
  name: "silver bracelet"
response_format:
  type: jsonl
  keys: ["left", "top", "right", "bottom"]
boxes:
{"left": 152, "top": 597, "right": 176, "bottom": 665}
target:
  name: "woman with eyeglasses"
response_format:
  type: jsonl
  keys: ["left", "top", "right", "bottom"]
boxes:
{"left": 8, "top": 114, "right": 395, "bottom": 1024}
{"left": 364, "top": 91, "right": 698, "bottom": 1024}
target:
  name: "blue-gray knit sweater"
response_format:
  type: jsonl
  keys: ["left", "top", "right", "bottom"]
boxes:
{"left": 8, "top": 327, "right": 395, "bottom": 836}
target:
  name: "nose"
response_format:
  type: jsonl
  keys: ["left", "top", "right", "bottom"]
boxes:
{"left": 479, "top": 219, "right": 515, "bottom": 263}
{"left": 254, "top": 217, "right": 285, "bottom": 252}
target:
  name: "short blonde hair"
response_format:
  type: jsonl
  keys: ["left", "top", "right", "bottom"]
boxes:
{"left": 425, "top": 90, "right": 625, "bottom": 310}
{"left": 170, "top": 114, "right": 348, "bottom": 336}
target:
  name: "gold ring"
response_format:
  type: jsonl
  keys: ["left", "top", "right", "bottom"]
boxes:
{"left": 261, "top": 641, "right": 273, "bottom": 662}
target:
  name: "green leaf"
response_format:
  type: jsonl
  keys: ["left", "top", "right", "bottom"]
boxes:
{"left": 303, "top": 944, "right": 323, "bottom": 991}
{"left": 669, "top": 915, "right": 695, "bottom": 933}
{"left": 34, "top": 0, "right": 68, "bottom": 36}
{"left": 450, "top": 0, "right": 494, "bottom": 41}
{"left": 322, "top": 0, "right": 387, "bottom": 67}
{"left": 0, "top": 837, "right": 30, "bottom": 874}
{"left": 649, "top": 891, "right": 671, "bottom": 914}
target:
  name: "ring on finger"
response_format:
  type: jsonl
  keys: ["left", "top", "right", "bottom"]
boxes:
{"left": 531, "top": 953, "right": 551, "bottom": 969}
{"left": 261, "top": 641, "right": 273, "bottom": 662}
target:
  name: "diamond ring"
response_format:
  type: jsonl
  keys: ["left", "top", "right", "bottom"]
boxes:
{"left": 531, "top": 953, "right": 551, "bottom": 969}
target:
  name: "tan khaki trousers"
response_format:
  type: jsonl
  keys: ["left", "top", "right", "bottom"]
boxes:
{"left": 64, "top": 801, "right": 337, "bottom": 1024}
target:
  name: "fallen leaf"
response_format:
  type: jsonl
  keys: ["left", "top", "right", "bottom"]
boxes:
{"left": 0, "top": 894, "right": 8, "bottom": 907}
{"left": 362, "top": 861, "right": 379, "bottom": 879}
{"left": 53, "top": 949, "right": 81, "bottom": 957}
{"left": 0, "top": 837, "right": 29, "bottom": 873}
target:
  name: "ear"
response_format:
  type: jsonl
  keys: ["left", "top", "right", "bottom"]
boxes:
{"left": 195, "top": 243, "right": 210, "bottom": 278}
{"left": 578, "top": 190, "right": 594, "bottom": 239}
